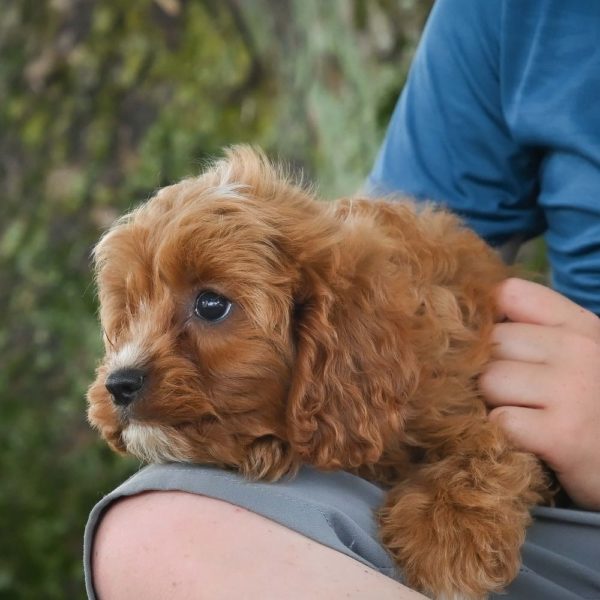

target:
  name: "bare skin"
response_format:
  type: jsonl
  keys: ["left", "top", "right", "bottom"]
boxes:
{"left": 93, "top": 491, "right": 426, "bottom": 600}
{"left": 482, "top": 278, "right": 600, "bottom": 510}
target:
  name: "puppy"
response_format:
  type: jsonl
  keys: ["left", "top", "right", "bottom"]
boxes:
{"left": 88, "top": 146, "right": 550, "bottom": 599}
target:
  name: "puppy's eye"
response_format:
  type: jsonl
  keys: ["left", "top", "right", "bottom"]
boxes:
{"left": 194, "top": 291, "right": 232, "bottom": 322}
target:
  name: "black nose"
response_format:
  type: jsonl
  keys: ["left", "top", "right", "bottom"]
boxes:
{"left": 105, "top": 368, "right": 146, "bottom": 406}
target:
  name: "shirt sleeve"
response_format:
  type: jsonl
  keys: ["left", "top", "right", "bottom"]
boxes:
{"left": 367, "top": 0, "right": 545, "bottom": 248}
{"left": 368, "top": 0, "right": 600, "bottom": 313}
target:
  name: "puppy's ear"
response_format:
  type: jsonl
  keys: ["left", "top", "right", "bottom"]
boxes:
{"left": 286, "top": 254, "right": 419, "bottom": 470}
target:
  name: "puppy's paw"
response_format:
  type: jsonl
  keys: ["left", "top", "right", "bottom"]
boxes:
{"left": 379, "top": 479, "right": 527, "bottom": 599}
{"left": 239, "top": 435, "right": 298, "bottom": 481}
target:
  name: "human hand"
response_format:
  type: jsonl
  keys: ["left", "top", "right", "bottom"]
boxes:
{"left": 480, "top": 278, "right": 600, "bottom": 510}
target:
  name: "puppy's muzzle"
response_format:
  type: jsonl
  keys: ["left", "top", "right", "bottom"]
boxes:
{"left": 105, "top": 368, "right": 146, "bottom": 407}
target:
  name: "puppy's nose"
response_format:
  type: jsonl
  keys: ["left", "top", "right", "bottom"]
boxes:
{"left": 105, "top": 368, "right": 146, "bottom": 407}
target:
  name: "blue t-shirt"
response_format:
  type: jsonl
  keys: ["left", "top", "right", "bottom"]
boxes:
{"left": 367, "top": 0, "right": 600, "bottom": 314}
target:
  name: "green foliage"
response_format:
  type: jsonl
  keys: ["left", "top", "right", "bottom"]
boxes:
{"left": 0, "top": 0, "right": 430, "bottom": 597}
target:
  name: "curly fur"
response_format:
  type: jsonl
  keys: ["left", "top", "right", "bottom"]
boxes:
{"left": 87, "top": 146, "right": 551, "bottom": 598}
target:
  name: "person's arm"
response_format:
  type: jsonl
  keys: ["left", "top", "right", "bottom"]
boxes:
{"left": 93, "top": 491, "right": 426, "bottom": 600}
{"left": 481, "top": 278, "right": 600, "bottom": 510}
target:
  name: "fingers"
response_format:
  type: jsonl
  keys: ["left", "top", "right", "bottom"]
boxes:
{"left": 483, "top": 324, "right": 582, "bottom": 409}
{"left": 490, "top": 322, "right": 552, "bottom": 363}
{"left": 495, "top": 278, "right": 598, "bottom": 336}
{"left": 483, "top": 321, "right": 577, "bottom": 410}
{"left": 480, "top": 360, "right": 550, "bottom": 408}
{"left": 488, "top": 406, "right": 550, "bottom": 460}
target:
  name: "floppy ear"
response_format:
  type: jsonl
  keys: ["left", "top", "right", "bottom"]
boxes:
{"left": 286, "top": 242, "right": 420, "bottom": 470}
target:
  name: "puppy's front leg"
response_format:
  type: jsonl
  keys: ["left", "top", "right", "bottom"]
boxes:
{"left": 379, "top": 420, "right": 549, "bottom": 599}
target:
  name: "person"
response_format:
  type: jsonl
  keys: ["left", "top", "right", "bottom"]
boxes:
{"left": 84, "top": 1, "right": 600, "bottom": 598}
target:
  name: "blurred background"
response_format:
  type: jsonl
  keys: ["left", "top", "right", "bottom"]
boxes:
{"left": 1, "top": 0, "right": 436, "bottom": 597}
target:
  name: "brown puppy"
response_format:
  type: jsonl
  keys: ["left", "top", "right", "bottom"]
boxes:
{"left": 88, "top": 146, "right": 550, "bottom": 598}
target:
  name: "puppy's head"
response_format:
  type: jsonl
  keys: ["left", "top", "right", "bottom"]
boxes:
{"left": 88, "top": 146, "right": 415, "bottom": 479}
